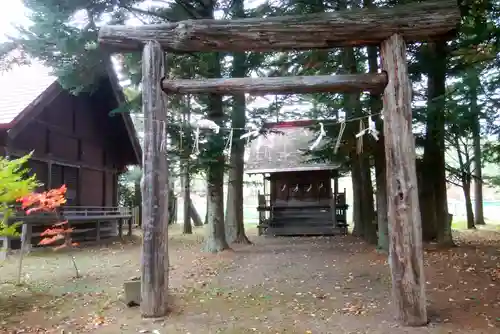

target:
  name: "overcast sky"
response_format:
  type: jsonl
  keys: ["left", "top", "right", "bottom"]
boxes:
{"left": 0, "top": 0, "right": 28, "bottom": 41}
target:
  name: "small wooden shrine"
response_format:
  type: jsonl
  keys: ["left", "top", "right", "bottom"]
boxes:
{"left": 245, "top": 120, "right": 348, "bottom": 236}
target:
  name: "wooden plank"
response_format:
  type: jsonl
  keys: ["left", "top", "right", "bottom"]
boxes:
{"left": 98, "top": 1, "right": 459, "bottom": 52}
{"left": 140, "top": 40, "right": 169, "bottom": 318}
{"left": 380, "top": 33, "right": 427, "bottom": 326}
{"left": 162, "top": 73, "right": 387, "bottom": 95}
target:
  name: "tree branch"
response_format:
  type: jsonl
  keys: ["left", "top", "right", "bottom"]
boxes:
{"left": 174, "top": 0, "right": 203, "bottom": 19}
{"left": 121, "top": 5, "right": 176, "bottom": 22}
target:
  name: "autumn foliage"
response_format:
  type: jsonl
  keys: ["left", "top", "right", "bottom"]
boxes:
{"left": 0, "top": 154, "right": 40, "bottom": 237}
{"left": 18, "top": 184, "right": 67, "bottom": 214}
{"left": 17, "top": 185, "right": 78, "bottom": 250}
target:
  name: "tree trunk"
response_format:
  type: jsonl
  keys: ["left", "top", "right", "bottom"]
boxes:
{"left": 420, "top": 177, "right": 437, "bottom": 241}
{"left": 375, "top": 134, "right": 389, "bottom": 251}
{"left": 189, "top": 198, "right": 203, "bottom": 227}
{"left": 341, "top": 41, "right": 364, "bottom": 238}
{"left": 375, "top": 161, "right": 389, "bottom": 251}
{"left": 351, "top": 156, "right": 363, "bottom": 237}
{"left": 361, "top": 154, "right": 377, "bottom": 244}
{"left": 463, "top": 175, "right": 475, "bottom": 229}
{"left": 363, "top": 0, "right": 388, "bottom": 250}
{"left": 168, "top": 189, "right": 177, "bottom": 225}
{"left": 416, "top": 160, "right": 436, "bottom": 241}
{"left": 419, "top": 164, "right": 438, "bottom": 241}
{"left": 182, "top": 170, "right": 192, "bottom": 234}
{"left": 455, "top": 135, "right": 475, "bottom": 230}
{"left": 421, "top": 41, "right": 451, "bottom": 244}
{"left": 341, "top": 38, "right": 376, "bottom": 242}
{"left": 224, "top": 102, "right": 251, "bottom": 244}
{"left": 134, "top": 178, "right": 142, "bottom": 227}
{"left": 426, "top": 41, "right": 453, "bottom": 246}
{"left": 472, "top": 130, "right": 485, "bottom": 225}
{"left": 360, "top": 41, "right": 378, "bottom": 245}
{"left": 182, "top": 96, "right": 192, "bottom": 234}
{"left": 420, "top": 186, "right": 438, "bottom": 241}
{"left": 468, "top": 69, "right": 485, "bottom": 225}
{"left": 203, "top": 48, "right": 230, "bottom": 252}
{"left": 204, "top": 161, "right": 229, "bottom": 252}
{"left": 225, "top": 0, "right": 251, "bottom": 244}
{"left": 366, "top": 40, "right": 389, "bottom": 250}
{"left": 204, "top": 192, "right": 209, "bottom": 225}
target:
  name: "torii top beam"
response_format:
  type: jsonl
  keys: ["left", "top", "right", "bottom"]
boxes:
{"left": 98, "top": 0, "right": 460, "bottom": 53}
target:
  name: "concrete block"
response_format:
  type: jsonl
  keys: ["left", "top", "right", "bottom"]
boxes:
{"left": 123, "top": 277, "right": 141, "bottom": 307}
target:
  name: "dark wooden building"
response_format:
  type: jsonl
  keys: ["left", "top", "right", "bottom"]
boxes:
{"left": 246, "top": 120, "right": 348, "bottom": 236}
{"left": 0, "top": 64, "right": 141, "bottom": 252}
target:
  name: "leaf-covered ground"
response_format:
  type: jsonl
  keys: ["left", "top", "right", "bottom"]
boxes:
{"left": 0, "top": 226, "right": 499, "bottom": 333}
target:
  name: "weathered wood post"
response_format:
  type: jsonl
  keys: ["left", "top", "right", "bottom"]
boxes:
{"left": 141, "top": 40, "right": 169, "bottom": 318}
{"left": 380, "top": 33, "right": 427, "bottom": 326}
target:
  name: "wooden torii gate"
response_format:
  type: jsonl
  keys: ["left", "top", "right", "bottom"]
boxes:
{"left": 98, "top": 0, "right": 460, "bottom": 326}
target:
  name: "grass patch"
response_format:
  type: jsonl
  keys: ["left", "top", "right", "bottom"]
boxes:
{"left": 452, "top": 218, "right": 500, "bottom": 230}
{"left": 452, "top": 219, "right": 468, "bottom": 230}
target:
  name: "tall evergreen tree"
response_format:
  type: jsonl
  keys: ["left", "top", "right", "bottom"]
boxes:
{"left": 224, "top": 0, "right": 252, "bottom": 244}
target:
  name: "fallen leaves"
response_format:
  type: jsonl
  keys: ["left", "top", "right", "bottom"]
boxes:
{"left": 341, "top": 302, "right": 366, "bottom": 315}
{"left": 2, "top": 227, "right": 500, "bottom": 333}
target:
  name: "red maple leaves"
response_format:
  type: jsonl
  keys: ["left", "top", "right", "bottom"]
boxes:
{"left": 17, "top": 185, "right": 78, "bottom": 249}
{"left": 18, "top": 185, "right": 67, "bottom": 215}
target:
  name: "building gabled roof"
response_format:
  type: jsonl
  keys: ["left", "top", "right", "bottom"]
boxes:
{"left": 0, "top": 61, "right": 142, "bottom": 166}
{"left": 245, "top": 120, "right": 340, "bottom": 174}
{"left": 0, "top": 63, "right": 56, "bottom": 128}
{"left": 104, "top": 62, "right": 142, "bottom": 166}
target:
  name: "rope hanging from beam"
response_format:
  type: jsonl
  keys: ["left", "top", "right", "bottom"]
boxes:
{"left": 152, "top": 112, "right": 382, "bottom": 164}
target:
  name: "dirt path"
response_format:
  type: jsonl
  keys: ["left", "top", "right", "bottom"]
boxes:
{"left": 1, "top": 228, "right": 499, "bottom": 333}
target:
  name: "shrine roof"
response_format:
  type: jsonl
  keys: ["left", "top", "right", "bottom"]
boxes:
{"left": 245, "top": 120, "right": 340, "bottom": 175}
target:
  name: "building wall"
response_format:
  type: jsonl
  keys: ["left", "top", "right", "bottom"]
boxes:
{"left": 5, "top": 89, "right": 123, "bottom": 207}
{"left": 270, "top": 170, "right": 333, "bottom": 206}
